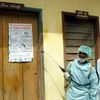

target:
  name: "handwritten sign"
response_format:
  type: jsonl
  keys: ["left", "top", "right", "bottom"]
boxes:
{"left": 76, "top": 10, "right": 89, "bottom": 19}
{"left": 0, "top": 2, "right": 24, "bottom": 10}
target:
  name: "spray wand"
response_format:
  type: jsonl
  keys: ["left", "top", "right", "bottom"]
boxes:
{"left": 41, "top": 50, "right": 66, "bottom": 73}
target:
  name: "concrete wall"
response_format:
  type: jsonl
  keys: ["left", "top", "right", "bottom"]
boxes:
{"left": 1, "top": 0, "right": 100, "bottom": 100}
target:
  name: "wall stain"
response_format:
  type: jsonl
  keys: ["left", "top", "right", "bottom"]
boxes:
{"left": 43, "top": 28, "right": 48, "bottom": 41}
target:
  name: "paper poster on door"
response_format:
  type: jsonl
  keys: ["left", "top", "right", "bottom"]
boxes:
{"left": 8, "top": 23, "right": 33, "bottom": 62}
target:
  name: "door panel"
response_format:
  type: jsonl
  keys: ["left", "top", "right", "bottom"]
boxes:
{"left": 3, "top": 15, "right": 23, "bottom": 100}
{"left": 0, "top": 13, "right": 39, "bottom": 100}
{"left": 62, "top": 13, "right": 99, "bottom": 67}
{"left": 0, "top": 15, "right": 3, "bottom": 100}
{"left": 19, "top": 15, "right": 39, "bottom": 100}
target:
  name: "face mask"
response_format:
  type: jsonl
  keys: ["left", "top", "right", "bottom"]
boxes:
{"left": 78, "top": 58, "right": 87, "bottom": 63}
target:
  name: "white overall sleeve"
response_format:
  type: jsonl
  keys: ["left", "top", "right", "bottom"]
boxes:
{"left": 96, "top": 59, "right": 100, "bottom": 100}
{"left": 97, "top": 59, "right": 100, "bottom": 80}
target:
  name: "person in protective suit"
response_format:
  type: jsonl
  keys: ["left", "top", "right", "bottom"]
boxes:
{"left": 64, "top": 45, "right": 98, "bottom": 100}
{"left": 96, "top": 59, "right": 100, "bottom": 100}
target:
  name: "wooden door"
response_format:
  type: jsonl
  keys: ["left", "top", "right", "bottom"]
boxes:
{"left": 0, "top": 12, "right": 39, "bottom": 100}
{"left": 62, "top": 12, "right": 99, "bottom": 67}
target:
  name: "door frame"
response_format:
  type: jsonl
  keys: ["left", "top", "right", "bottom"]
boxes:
{"left": 0, "top": 7, "right": 44, "bottom": 100}
{"left": 62, "top": 11, "right": 100, "bottom": 67}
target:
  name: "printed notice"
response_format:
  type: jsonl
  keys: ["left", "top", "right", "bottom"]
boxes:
{"left": 8, "top": 23, "right": 33, "bottom": 62}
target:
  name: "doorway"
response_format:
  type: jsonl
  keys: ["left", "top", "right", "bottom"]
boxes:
{"left": 0, "top": 8, "right": 43, "bottom": 100}
{"left": 62, "top": 11, "right": 99, "bottom": 67}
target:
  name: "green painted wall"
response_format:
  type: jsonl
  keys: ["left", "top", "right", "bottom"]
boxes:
{"left": 1, "top": 0, "right": 100, "bottom": 100}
